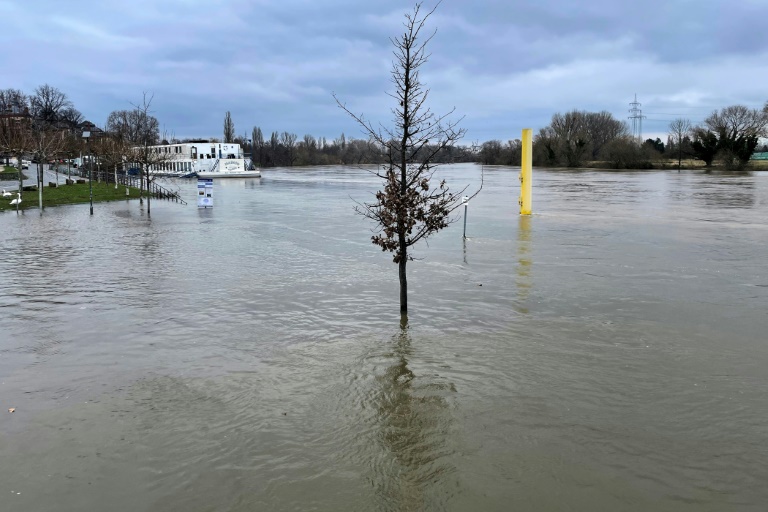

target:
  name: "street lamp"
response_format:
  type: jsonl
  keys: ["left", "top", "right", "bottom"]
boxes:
{"left": 82, "top": 130, "right": 92, "bottom": 215}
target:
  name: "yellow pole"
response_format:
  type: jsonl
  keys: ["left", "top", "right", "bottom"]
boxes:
{"left": 519, "top": 128, "right": 532, "bottom": 215}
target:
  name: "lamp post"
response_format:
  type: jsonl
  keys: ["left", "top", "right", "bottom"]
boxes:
{"left": 82, "top": 130, "right": 92, "bottom": 215}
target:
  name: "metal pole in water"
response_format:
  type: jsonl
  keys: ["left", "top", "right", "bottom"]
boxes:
{"left": 519, "top": 128, "right": 532, "bottom": 215}
{"left": 462, "top": 195, "right": 469, "bottom": 239}
{"left": 463, "top": 204, "right": 467, "bottom": 238}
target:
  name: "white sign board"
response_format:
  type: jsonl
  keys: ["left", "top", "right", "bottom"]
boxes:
{"left": 197, "top": 178, "right": 213, "bottom": 208}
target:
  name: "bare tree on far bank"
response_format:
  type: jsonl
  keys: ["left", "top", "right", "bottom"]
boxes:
{"left": 252, "top": 126, "right": 264, "bottom": 167}
{"left": 335, "top": 2, "right": 479, "bottom": 320}
{"left": 668, "top": 118, "right": 692, "bottom": 171}
{"left": 533, "top": 110, "right": 629, "bottom": 168}
{"left": 223, "top": 111, "right": 235, "bottom": 143}
{"left": 280, "top": 132, "right": 297, "bottom": 166}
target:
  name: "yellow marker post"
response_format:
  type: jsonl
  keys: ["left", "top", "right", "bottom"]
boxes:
{"left": 519, "top": 128, "right": 532, "bottom": 215}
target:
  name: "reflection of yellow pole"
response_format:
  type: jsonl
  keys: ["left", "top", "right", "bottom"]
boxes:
{"left": 519, "top": 128, "right": 532, "bottom": 215}
{"left": 516, "top": 215, "right": 532, "bottom": 313}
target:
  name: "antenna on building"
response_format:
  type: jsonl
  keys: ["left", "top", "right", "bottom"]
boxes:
{"left": 628, "top": 94, "right": 646, "bottom": 143}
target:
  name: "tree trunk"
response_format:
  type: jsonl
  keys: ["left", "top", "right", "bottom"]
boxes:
{"left": 399, "top": 241, "right": 408, "bottom": 315}
{"left": 398, "top": 38, "right": 410, "bottom": 316}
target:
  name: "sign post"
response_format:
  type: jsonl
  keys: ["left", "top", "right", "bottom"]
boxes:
{"left": 197, "top": 178, "right": 213, "bottom": 208}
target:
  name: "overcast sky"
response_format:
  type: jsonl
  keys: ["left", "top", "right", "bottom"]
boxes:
{"left": 3, "top": 0, "right": 767, "bottom": 143}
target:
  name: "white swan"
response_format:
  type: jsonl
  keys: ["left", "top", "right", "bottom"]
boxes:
{"left": 10, "top": 193, "right": 21, "bottom": 206}
{"left": 2, "top": 189, "right": 11, "bottom": 197}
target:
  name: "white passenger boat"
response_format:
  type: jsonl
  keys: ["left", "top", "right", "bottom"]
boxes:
{"left": 135, "top": 141, "right": 261, "bottom": 178}
{"left": 196, "top": 157, "right": 261, "bottom": 178}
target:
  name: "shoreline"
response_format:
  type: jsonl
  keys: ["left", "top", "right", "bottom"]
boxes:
{"left": 0, "top": 182, "right": 143, "bottom": 213}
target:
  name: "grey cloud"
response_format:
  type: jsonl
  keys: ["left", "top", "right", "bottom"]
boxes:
{"left": 2, "top": 0, "right": 766, "bottom": 142}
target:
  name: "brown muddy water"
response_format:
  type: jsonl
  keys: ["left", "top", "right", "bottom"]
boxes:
{"left": 1, "top": 164, "right": 767, "bottom": 511}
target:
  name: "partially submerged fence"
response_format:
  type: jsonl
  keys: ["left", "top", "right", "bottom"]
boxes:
{"left": 57, "top": 164, "right": 187, "bottom": 205}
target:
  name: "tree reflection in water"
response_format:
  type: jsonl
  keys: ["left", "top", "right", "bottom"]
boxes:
{"left": 370, "top": 322, "right": 458, "bottom": 511}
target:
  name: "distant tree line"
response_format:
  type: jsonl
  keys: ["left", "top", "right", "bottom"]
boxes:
{"left": 211, "top": 123, "right": 478, "bottom": 168}
{"left": 475, "top": 103, "right": 768, "bottom": 171}
{"left": 686, "top": 105, "right": 767, "bottom": 170}
{"left": 650, "top": 106, "right": 768, "bottom": 171}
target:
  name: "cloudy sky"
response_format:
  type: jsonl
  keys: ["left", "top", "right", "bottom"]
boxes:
{"left": 3, "top": 0, "right": 767, "bottom": 143}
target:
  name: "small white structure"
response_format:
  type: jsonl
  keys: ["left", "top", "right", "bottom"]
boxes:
{"left": 132, "top": 142, "right": 261, "bottom": 178}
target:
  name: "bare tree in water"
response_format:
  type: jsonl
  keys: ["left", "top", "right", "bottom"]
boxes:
{"left": 118, "top": 93, "right": 171, "bottom": 216}
{"left": 335, "top": 2, "right": 480, "bottom": 320}
{"left": 0, "top": 89, "right": 32, "bottom": 203}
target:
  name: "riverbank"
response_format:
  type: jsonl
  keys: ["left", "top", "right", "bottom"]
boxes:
{"left": 585, "top": 158, "right": 768, "bottom": 171}
{"left": 0, "top": 182, "right": 142, "bottom": 212}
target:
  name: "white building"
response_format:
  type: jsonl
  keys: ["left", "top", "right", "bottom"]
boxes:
{"left": 130, "top": 141, "right": 259, "bottom": 178}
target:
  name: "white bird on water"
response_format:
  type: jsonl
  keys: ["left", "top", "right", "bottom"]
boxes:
{"left": 2, "top": 189, "right": 10, "bottom": 197}
{"left": 10, "top": 193, "right": 21, "bottom": 206}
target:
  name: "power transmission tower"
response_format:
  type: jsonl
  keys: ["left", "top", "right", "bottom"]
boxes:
{"left": 628, "top": 94, "right": 646, "bottom": 143}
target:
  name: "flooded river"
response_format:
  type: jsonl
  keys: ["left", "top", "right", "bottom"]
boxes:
{"left": 1, "top": 164, "right": 767, "bottom": 511}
